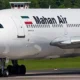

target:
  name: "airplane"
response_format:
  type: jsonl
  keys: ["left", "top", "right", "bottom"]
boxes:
{"left": 0, "top": 8, "right": 80, "bottom": 76}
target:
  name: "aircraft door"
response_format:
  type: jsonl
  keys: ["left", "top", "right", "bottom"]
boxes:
{"left": 63, "top": 24, "right": 68, "bottom": 36}
{"left": 12, "top": 16, "right": 25, "bottom": 38}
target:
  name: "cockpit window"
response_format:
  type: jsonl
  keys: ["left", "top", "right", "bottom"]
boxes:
{"left": 0, "top": 24, "right": 3, "bottom": 28}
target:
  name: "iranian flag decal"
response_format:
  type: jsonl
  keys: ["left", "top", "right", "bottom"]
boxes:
{"left": 21, "top": 16, "right": 33, "bottom": 24}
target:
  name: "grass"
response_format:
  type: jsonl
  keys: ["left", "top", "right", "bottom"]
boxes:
{"left": 8, "top": 57, "right": 80, "bottom": 70}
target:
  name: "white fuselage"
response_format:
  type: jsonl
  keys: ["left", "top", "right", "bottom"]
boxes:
{"left": 0, "top": 9, "right": 80, "bottom": 59}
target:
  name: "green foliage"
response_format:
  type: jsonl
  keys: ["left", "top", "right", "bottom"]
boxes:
{"left": 30, "top": 0, "right": 39, "bottom": 8}
{"left": 39, "top": 0, "right": 49, "bottom": 8}
{"left": 0, "top": 0, "right": 79, "bottom": 9}
{"left": 7, "top": 57, "right": 80, "bottom": 70}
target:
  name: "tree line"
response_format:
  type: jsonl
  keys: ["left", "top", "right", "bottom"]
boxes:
{"left": 0, "top": 0, "right": 80, "bottom": 9}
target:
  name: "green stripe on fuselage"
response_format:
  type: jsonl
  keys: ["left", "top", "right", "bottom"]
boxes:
{"left": 21, "top": 16, "right": 29, "bottom": 18}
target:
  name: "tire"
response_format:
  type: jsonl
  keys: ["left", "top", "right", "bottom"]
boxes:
{"left": 7, "top": 65, "right": 20, "bottom": 75}
{"left": 20, "top": 65, "right": 26, "bottom": 75}
{"left": 7, "top": 65, "right": 13, "bottom": 75}
{"left": 0, "top": 69, "right": 2, "bottom": 77}
{"left": 12, "top": 65, "right": 19, "bottom": 75}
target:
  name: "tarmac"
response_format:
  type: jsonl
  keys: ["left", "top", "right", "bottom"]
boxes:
{"left": 1, "top": 69, "right": 80, "bottom": 80}
{"left": 1, "top": 75, "right": 80, "bottom": 80}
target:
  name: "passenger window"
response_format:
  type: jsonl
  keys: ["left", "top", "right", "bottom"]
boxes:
{"left": 15, "top": 5, "right": 17, "bottom": 7}
{"left": 21, "top": 5, "right": 23, "bottom": 7}
{"left": 11, "top": 4, "right": 14, "bottom": 7}
{"left": 18, "top": 5, "right": 20, "bottom": 8}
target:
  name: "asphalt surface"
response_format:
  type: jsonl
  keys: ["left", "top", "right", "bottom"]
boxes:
{"left": 26, "top": 68, "right": 80, "bottom": 76}
{"left": 1, "top": 75, "right": 80, "bottom": 80}
{"left": 1, "top": 69, "right": 80, "bottom": 80}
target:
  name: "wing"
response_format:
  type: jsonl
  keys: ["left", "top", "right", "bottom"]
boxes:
{"left": 50, "top": 36, "right": 80, "bottom": 49}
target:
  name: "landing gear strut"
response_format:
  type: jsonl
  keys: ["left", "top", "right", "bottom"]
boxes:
{"left": 0, "top": 59, "right": 9, "bottom": 77}
{"left": 0, "top": 59, "right": 26, "bottom": 77}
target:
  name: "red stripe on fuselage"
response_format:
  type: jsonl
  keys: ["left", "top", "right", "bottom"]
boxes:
{"left": 25, "top": 22, "right": 33, "bottom": 24}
